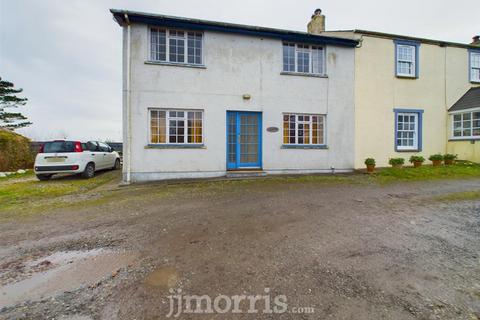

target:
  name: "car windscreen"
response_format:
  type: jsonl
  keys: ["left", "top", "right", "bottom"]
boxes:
{"left": 42, "top": 141, "right": 76, "bottom": 153}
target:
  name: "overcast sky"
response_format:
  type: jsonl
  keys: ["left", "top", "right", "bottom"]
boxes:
{"left": 1, "top": 0, "right": 479, "bottom": 141}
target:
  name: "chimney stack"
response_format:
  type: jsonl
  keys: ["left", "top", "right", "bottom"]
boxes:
{"left": 471, "top": 35, "right": 480, "bottom": 46}
{"left": 307, "top": 8, "right": 325, "bottom": 34}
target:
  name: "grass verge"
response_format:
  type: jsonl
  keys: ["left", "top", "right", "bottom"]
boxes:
{"left": 371, "top": 161, "right": 480, "bottom": 184}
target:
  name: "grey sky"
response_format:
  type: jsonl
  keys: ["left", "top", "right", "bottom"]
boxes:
{"left": 1, "top": 0, "right": 479, "bottom": 141}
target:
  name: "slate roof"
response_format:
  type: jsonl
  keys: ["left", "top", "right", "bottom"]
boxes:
{"left": 449, "top": 87, "right": 480, "bottom": 112}
{"left": 110, "top": 9, "right": 359, "bottom": 48}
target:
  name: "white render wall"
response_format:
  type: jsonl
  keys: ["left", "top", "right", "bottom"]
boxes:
{"left": 122, "top": 23, "right": 355, "bottom": 182}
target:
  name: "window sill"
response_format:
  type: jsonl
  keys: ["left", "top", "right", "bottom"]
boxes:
{"left": 282, "top": 144, "right": 328, "bottom": 149}
{"left": 145, "top": 144, "right": 206, "bottom": 149}
{"left": 145, "top": 61, "right": 207, "bottom": 69}
{"left": 395, "top": 149, "right": 422, "bottom": 152}
{"left": 280, "top": 72, "right": 328, "bottom": 78}
{"left": 396, "top": 74, "right": 418, "bottom": 79}
{"left": 470, "top": 80, "right": 480, "bottom": 84}
{"left": 449, "top": 138, "right": 480, "bottom": 141}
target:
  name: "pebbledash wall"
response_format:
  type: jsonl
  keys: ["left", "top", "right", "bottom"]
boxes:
{"left": 326, "top": 31, "right": 479, "bottom": 168}
{"left": 116, "top": 12, "right": 356, "bottom": 182}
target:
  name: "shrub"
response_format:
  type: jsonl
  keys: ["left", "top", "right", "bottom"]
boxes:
{"left": 0, "top": 129, "right": 34, "bottom": 171}
{"left": 364, "top": 158, "right": 375, "bottom": 166}
{"left": 409, "top": 156, "right": 425, "bottom": 163}
{"left": 388, "top": 158, "right": 405, "bottom": 166}
{"left": 443, "top": 154, "right": 458, "bottom": 161}
{"left": 428, "top": 154, "right": 444, "bottom": 161}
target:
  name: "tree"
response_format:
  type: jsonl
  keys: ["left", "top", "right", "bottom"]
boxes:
{"left": 0, "top": 77, "right": 31, "bottom": 130}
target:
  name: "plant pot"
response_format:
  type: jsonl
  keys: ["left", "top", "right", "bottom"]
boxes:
{"left": 445, "top": 159, "right": 454, "bottom": 165}
{"left": 392, "top": 164, "right": 403, "bottom": 169}
{"left": 431, "top": 160, "right": 442, "bottom": 166}
{"left": 413, "top": 161, "right": 423, "bottom": 168}
{"left": 366, "top": 164, "right": 375, "bottom": 173}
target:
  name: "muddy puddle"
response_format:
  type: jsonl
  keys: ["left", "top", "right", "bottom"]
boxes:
{"left": 0, "top": 248, "right": 136, "bottom": 309}
{"left": 145, "top": 266, "right": 179, "bottom": 288}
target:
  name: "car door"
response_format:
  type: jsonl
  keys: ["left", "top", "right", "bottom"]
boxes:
{"left": 98, "top": 142, "right": 114, "bottom": 169}
{"left": 87, "top": 141, "right": 105, "bottom": 170}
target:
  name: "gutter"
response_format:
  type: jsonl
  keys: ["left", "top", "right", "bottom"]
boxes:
{"left": 125, "top": 13, "right": 132, "bottom": 184}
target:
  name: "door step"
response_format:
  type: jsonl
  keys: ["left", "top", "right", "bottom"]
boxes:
{"left": 226, "top": 170, "right": 267, "bottom": 178}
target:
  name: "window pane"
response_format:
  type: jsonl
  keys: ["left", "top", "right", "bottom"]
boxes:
{"left": 282, "top": 44, "right": 295, "bottom": 72}
{"left": 312, "top": 47, "right": 324, "bottom": 74}
{"left": 187, "top": 32, "right": 202, "bottom": 64}
{"left": 297, "top": 50, "right": 310, "bottom": 73}
{"left": 151, "top": 29, "right": 166, "bottom": 61}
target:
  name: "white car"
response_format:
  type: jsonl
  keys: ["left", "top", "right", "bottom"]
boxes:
{"left": 34, "top": 140, "right": 121, "bottom": 180}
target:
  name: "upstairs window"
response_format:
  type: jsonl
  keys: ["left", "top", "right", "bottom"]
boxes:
{"left": 150, "top": 28, "right": 203, "bottom": 65}
{"left": 282, "top": 43, "right": 325, "bottom": 75}
{"left": 470, "top": 50, "right": 480, "bottom": 83}
{"left": 394, "top": 40, "right": 420, "bottom": 78}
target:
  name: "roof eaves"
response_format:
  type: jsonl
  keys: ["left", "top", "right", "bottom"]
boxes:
{"left": 110, "top": 9, "right": 359, "bottom": 47}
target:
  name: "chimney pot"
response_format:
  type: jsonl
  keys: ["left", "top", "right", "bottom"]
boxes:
{"left": 472, "top": 35, "right": 480, "bottom": 46}
{"left": 308, "top": 9, "right": 325, "bottom": 34}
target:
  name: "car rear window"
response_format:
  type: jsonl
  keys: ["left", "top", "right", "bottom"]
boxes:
{"left": 42, "top": 141, "right": 76, "bottom": 153}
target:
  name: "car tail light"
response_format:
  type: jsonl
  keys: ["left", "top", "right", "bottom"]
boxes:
{"left": 72, "top": 165, "right": 79, "bottom": 170}
{"left": 39, "top": 144, "right": 44, "bottom": 153}
{"left": 74, "top": 141, "right": 83, "bottom": 152}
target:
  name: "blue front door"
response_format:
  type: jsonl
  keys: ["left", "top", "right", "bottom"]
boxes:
{"left": 227, "top": 111, "right": 262, "bottom": 169}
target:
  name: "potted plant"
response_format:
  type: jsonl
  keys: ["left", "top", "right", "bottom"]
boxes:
{"left": 443, "top": 154, "right": 457, "bottom": 165}
{"left": 388, "top": 157, "right": 405, "bottom": 168}
{"left": 428, "top": 154, "right": 444, "bottom": 166}
{"left": 364, "top": 158, "right": 376, "bottom": 173}
{"left": 409, "top": 155, "right": 425, "bottom": 168}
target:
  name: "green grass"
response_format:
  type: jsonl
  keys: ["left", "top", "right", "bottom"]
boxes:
{"left": 434, "top": 190, "right": 480, "bottom": 202}
{"left": 0, "top": 170, "right": 118, "bottom": 213}
{"left": 371, "top": 161, "right": 480, "bottom": 184}
{"left": 0, "top": 170, "right": 34, "bottom": 180}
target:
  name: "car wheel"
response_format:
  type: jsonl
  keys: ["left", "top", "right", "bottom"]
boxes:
{"left": 82, "top": 163, "right": 95, "bottom": 179}
{"left": 36, "top": 174, "right": 52, "bottom": 181}
{"left": 113, "top": 158, "right": 121, "bottom": 170}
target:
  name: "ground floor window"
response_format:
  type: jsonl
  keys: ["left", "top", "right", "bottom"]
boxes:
{"left": 394, "top": 109, "right": 423, "bottom": 151}
{"left": 452, "top": 111, "right": 480, "bottom": 138}
{"left": 283, "top": 114, "right": 325, "bottom": 145}
{"left": 150, "top": 109, "right": 203, "bottom": 144}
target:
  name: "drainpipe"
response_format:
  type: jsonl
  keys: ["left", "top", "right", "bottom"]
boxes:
{"left": 125, "top": 13, "right": 132, "bottom": 184}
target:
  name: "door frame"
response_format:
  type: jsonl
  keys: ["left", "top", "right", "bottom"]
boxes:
{"left": 226, "top": 111, "right": 262, "bottom": 170}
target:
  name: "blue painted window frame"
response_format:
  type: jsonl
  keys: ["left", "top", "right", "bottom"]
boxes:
{"left": 393, "top": 108, "right": 424, "bottom": 152}
{"left": 469, "top": 49, "right": 480, "bottom": 84}
{"left": 394, "top": 39, "right": 420, "bottom": 78}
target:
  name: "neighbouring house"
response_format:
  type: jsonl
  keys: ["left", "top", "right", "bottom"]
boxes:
{"left": 111, "top": 9, "right": 358, "bottom": 182}
{"left": 447, "top": 87, "right": 480, "bottom": 160}
{"left": 323, "top": 30, "right": 480, "bottom": 167}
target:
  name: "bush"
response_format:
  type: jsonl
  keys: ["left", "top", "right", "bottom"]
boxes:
{"left": 364, "top": 158, "right": 375, "bottom": 166}
{"left": 409, "top": 155, "right": 425, "bottom": 163}
{"left": 443, "top": 154, "right": 458, "bottom": 161}
{"left": 429, "top": 154, "right": 444, "bottom": 161}
{"left": 388, "top": 158, "right": 405, "bottom": 166}
{"left": 0, "top": 129, "right": 34, "bottom": 171}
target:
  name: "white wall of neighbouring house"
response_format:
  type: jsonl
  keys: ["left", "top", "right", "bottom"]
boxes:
{"left": 121, "top": 23, "right": 355, "bottom": 182}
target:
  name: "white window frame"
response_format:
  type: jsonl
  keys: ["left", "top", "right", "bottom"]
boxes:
{"left": 282, "top": 43, "right": 326, "bottom": 75}
{"left": 283, "top": 113, "right": 326, "bottom": 145}
{"left": 470, "top": 51, "right": 480, "bottom": 83}
{"left": 396, "top": 112, "right": 419, "bottom": 150}
{"left": 451, "top": 109, "right": 480, "bottom": 139}
{"left": 396, "top": 44, "right": 416, "bottom": 77}
{"left": 148, "top": 27, "right": 204, "bottom": 66}
{"left": 148, "top": 108, "right": 204, "bottom": 145}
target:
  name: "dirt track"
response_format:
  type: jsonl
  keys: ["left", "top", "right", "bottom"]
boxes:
{"left": 1, "top": 175, "right": 480, "bottom": 319}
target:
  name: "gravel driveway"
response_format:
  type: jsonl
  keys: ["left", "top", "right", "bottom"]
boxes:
{"left": 0, "top": 175, "right": 479, "bottom": 319}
